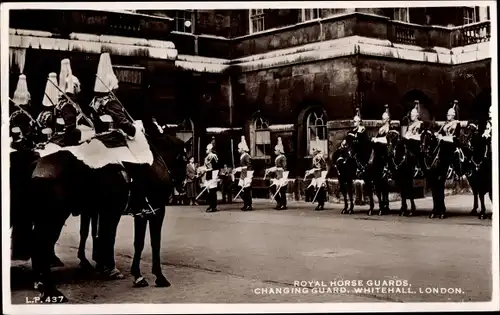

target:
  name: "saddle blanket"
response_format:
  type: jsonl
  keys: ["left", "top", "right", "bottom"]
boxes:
{"left": 35, "top": 123, "right": 154, "bottom": 169}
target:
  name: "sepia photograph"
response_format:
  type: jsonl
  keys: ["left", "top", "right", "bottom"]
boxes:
{"left": 1, "top": 1, "right": 498, "bottom": 313}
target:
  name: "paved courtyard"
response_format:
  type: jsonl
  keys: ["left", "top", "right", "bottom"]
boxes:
{"left": 10, "top": 194, "right": 493, "bottom": 304}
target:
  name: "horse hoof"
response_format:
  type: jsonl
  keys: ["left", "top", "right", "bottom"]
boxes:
{"left": 478, "top": 214, "right": 485, "bottom": 220}
{"left": 348, "top": 209, "right": 354, "bottom": 214}
{"left": 407, "top": 211, "right": 414, "bottom": 217}
{"left": 103, "top": 268, "right": 125, "bottom": 280}
{"left": 439, "top": 214, "right": 445, "bottom": 219}
{"left": 155, "top": 275, "right": 171, "bottom": 288}
{"left": 40, "top": 289, "right": 68, "bottom": 303}
{"left": 470, "top": 209, "right": 478, "bottom": 215}
{"left": 341, "top": 209, "right": 346, "bottom": 214}
{"left": 79, "top": 260, "right": 95, "bottom": 272}
{"left": 133, "top": 276, "right": 149, "bottom": 288}
{"left": 368, "top": 210, "right": 373, "bottom": 216}
{"left": 49, "top": 256, "right": 65, "bottom": 268}
{"left": 399, "top": 210, "right": 406, "bottom": 216}
{"left": 378, "top": 210, "right": 383, "bottom": 216}
{"left": 429, "top": 213, "right": 435, "bottom": 219}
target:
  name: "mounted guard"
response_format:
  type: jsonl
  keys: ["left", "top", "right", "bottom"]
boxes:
{"left": 233, "top": 136, "right": 253, "bottom": 211}
{"left": 436, "top": 100, "right": 463, "bottom": 180}
{"left": 348, "top": 107, "right": 366, "bottom": 140}
{"left": 370, "top": 105, "right": 395, "bottom": 176}
{"left": 36, "top": 72, "right": 59, "bottom": 144}
{"left": 198, "top": 139, "right": 219, "bottom": 213}
{"left": 49, "top": 59, "right": 83, "bottom": 147}
{"left": 9, "top": 74, "right": 37, "bottom": 151}
{"left": 88, "top": 52, "right": 157, "bottom": 217}
{"left": 265, "top": 137, "right": 288, "bottom": 210}
{"left": 403, "top": 100, "right": 424, "bottom": 177}
{"left": 305, "top": 136, "right": 328, "bottom": 211}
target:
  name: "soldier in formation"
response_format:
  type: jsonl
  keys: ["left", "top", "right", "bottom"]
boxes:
{"left": 265, "top": 137, "right": 288, "bottom": 210}
{"left": 305, "top": 137, "right": 328, "bottom": 210}
{"left": 35, "top": 72, "right": 59, "bottom": 144}
{"left": 202, "top": 141, "right": 219, "bottom": 213}
{"left": 233, "top": 136, "right": 253, "bottom": 211}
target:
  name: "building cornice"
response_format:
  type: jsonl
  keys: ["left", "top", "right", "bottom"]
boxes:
{"left": 9, "top": 29, "right": 178, "bottom": 60}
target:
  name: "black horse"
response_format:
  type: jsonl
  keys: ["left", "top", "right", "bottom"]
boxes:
{"left": 419, "top": 124, "right": 454, "bottom": 219}
{"left": 25, "top": 119, "right": 186, "bottom": 302}
{"left": 129, "top": 120, "right": 187, "bottom": 288}
{"left": 368, "top": 138, "right": 392, "bottom": 216}
{"left": 387, "top": 130, "right": 417, "bottom": 216}
{"left": 350, "top": 133, "right": 377, "bottom": 215}
{"left": 463, "top": 122, "right": 492, "bottom": 219}
{"left": 331, "top": 135, "right": 357, "bottom": 214}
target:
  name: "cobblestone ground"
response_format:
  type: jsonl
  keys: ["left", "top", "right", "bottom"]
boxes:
{"left": 10, "top": 194, "right": 493, "bottom": 305}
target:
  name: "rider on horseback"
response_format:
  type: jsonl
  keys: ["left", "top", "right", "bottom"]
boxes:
{"left": 36, "top": 72, "right": 59, "bottom": 145}
{"left": 436, "top": 100, "right": 463, "bottom": 181}
{"left": 371, "top": 105, "right": 395, "bottom": 176}
{"left": 10, "top": 74, "right": 37, "bottom": 151}
{"left": 50, "top": 59, "right": 82, "bottom": 147}
{"left": 404, "top": 100, "right": 424, "bottom": 177}
{"left": 90, "top": 53, "right": 155, "bottom": 217}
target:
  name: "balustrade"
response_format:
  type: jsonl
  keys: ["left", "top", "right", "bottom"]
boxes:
{"left": 455, "top": 21, "right": 490, "bottom": 46}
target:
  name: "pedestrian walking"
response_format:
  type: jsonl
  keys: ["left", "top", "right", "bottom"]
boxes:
{"left": 186, "top": 156, "right": 199, "bottom": 205}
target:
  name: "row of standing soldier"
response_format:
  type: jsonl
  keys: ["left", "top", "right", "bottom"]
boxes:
{"left": 9, "top": 53, "right": 166, "bottom": 218}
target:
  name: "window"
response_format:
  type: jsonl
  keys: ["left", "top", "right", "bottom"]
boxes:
{"left": 176, "top": 118, "right": 195, "bottom": 158}
{"left": 463, "top": 7, "right": 478, "bottom": 24}
{"left": 249, "top": 9, "right": 265, "bottom": 34}
{"left": 112, "top": 65, "right": 144, "bottom": 85}
{"left": 301, "top": 9, "right": 321, "bottom": 21}
{"left": 393, "top": 8, "right": 409, "bottom": 23}
{"left": 173, "top": 10, "right": 194, "bottom": 33}
{"left": 253, "top": 117, "right": 271, "bottom": 158}
{"left": 306, "top": 111, "right": 328, "bottom": 155}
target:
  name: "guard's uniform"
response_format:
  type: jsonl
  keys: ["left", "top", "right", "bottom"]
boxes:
{"left": 90, "top": 52, "right": 158, "bottom": 217}
{"left": 9, "top": 74, "right": 36, "bottom": 151}
{"left": 50, "top": 95, "right": 81, "bottom": 147}
{"left": 404, "top": 103, "right": 424, "bottom": 176}
{"left": 438, "top": 103, "right": 463, "bottom": 179}
{"left": 203, "top": 146, "right": 219, "bottom": 212}
{"left": 306, "top": 138, "right": 327, "bottom": 210}
{"left": 266, "top": 137, "right": 288, "bottom": 210}
{"left": 233, "top": 135, "right": 253, "bottom": 211}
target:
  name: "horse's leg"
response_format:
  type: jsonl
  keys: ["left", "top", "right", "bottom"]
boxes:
{"left": 149, "top": 210, "right": 171, "bottom": 287}
{"left": 408, "top": 177, "right": 417, "bottom": 216}
{"left": 31, "top": 213, "right": 69, "bottom": 302}
{"left": 470, "top": 183, "right": 479, "bottom": 215}
{"left": 375, "top": 179, "right": 384, "bottom": 216}
{"left": 78, "top": 213, "right": 93, "bottom": 270}
{"left": 399, "top": 177, "right": 408, "bottom": 216}
{"left": 340, "top": 179, "right": 348, "bottom": 214}
{"left": 439, "top": 178, "right": 447, "bottom": 219}
{"left": 478, "top": 192, "right": 487, "bottom": 220}
{"left": 429, "top": 177, "right": 437, "bottom": 218}
{"left": 364, "top": 180, "right": 374, "bottom": 216}
{"left": 131, "top": 216, "right": 148, "bottom": 287}
{"left": 347, "top": 179, "right": 355, "bottom": 214}
{"left": 91, "top": 213, "right": 99, "bottom": 263}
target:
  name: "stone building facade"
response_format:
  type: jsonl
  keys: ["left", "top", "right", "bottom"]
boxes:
{"left": 8, "top": 7, "right": 492, "bottom": 197}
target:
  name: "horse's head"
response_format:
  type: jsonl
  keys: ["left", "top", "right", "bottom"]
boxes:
{"left": 419, "top": 127, "right": 437, "bottom": 157}
{"left": 386, "top": 129, "right": 402, "bottom": 157}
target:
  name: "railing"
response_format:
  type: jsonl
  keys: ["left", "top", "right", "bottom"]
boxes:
{"left": 392, "top": 24, "right": 417, "bottom": 45}
{"left": 454, "top": 21, "right": 491, "bottom": 46}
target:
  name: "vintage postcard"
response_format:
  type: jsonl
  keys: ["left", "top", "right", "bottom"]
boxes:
{"left": 1, "top": 1, "right": 498, "bottom": 313}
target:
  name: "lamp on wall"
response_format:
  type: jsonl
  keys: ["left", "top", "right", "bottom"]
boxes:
{"left": 184, "top": 20, "right": 192, "bottom": 28}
